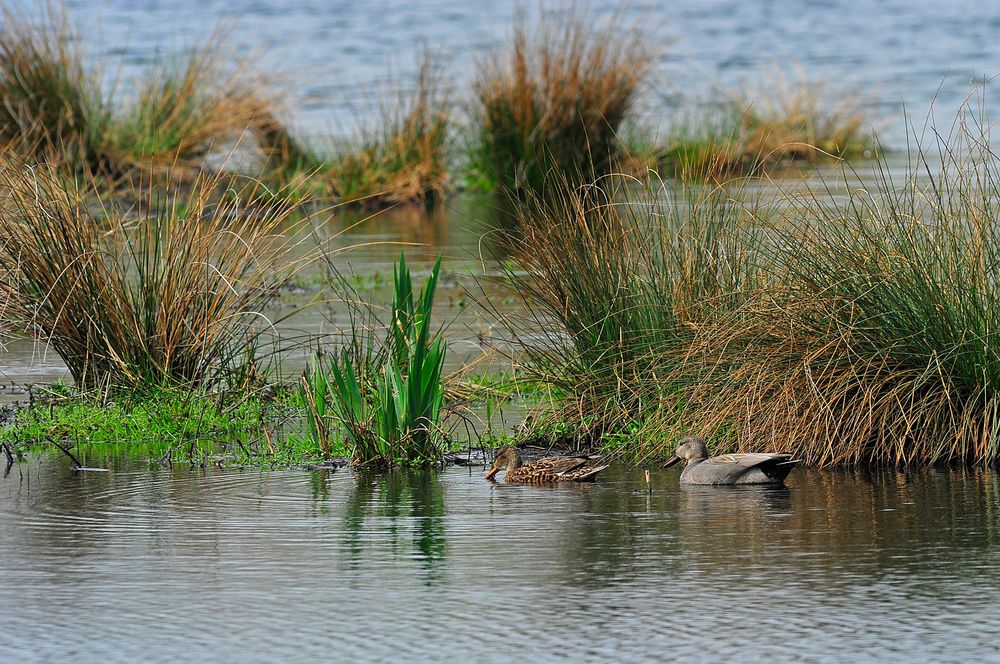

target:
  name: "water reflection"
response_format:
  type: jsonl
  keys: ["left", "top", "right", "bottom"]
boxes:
{"left": 1, "top": 458, "right": 999, "bottom": 661}
{"left": 339, "top": 469, "right": 447, "bottom": 584}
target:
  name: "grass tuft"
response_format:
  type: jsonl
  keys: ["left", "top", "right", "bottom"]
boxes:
{"left": 102, "top": 35, "right": 266, "bottom": 178}
{"left": 258, "top": 52, "right": 450, "bottom": 208}
{"left": 333, "top": 54, "right": 451, "bottom": 208}
{"left": 469, "top": 11, "right": 652, "bottom": 196}
{"left": 0, "top": 2, "right": 108, "bottom": 171}
{"left": 494, "top": 174, "right": 764, "bottom": 449}
{"left": 0, "top": 156, "right": 305, "bottom": 391}
{"left": 664, "top": 109, "right": 1000, "bottom": 466}
{"left": 662, "top": 76, "right": 873, "bottom": 180}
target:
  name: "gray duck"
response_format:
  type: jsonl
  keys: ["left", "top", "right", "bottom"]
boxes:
{"left": 663, "top": 436, "right": 799, "bottom": 485}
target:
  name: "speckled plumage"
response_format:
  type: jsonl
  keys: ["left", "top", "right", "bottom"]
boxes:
{"left": 485, "top": 446, "right": 608, "bottom": 483}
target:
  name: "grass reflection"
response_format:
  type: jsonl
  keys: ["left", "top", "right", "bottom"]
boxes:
{"left": 341, "top": 468, "right": 447, "bottom": 584}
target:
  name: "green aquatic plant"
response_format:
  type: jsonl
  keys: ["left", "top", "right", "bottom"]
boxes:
{"left": 312, "top": 254, "right": 447, "bottom": 466}
{"left": 299, "top": 360, "right": 335, "bottom": 458}
{"left": 0, "top": 384, "right": 301, "bottom": 465}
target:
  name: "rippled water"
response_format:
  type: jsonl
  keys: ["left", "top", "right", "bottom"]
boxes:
{"left": 2, "top": 457, "right": 999, "bottom": 662}
{"left": 7, "top": 0, "right": 1000, "bottom": 141}
{"left": 3, "top": 4, "right": 1000, "bottom": 659}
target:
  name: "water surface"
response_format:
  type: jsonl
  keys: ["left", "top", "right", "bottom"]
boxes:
{"left": 2, "top": 457, "right": 998, "bottom": 662}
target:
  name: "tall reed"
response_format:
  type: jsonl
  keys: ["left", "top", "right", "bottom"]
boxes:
{"left": 0, "top": 3, "right": 108, "bottom": 171}
{"left": 0, "top": 156, "right": 303, "bottom": 390}
{"left": 495, "top": 174, "right": 764, "bottom": 445}
{"left": 471, "top": 12, "right": 652, "bottom": 195}
{"left": 664, "top": 110, "right": 1000, "bottom": 465}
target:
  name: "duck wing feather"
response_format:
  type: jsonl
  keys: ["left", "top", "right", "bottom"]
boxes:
{"left": 702, "top": 453, "right": 798, "bottom": 484}
{"left": 529, "top": 455, "right": 591, "bottom": 475}
{"left": 507, "top": 454, "right": 609, "bottom": 482}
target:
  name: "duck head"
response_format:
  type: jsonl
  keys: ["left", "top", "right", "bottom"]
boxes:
{"left": 485, "top": 445, "right": 523, "bottom": 479}
{"left": 662, "top": 436, "right": 709, "bottom": 468}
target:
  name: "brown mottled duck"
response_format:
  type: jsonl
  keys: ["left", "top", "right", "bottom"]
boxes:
{"left": 484, "top": 445, "right": 609, "bottom": 483}
{"left": 663, "top": 436, "right": 799, "bottom": 485}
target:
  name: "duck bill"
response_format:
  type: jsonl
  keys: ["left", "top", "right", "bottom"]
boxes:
{"left": 484, "top": 465, "right": 501, "bottom": 479}
{"left": 662, "top": 457, "right": 681, "bottom": 468}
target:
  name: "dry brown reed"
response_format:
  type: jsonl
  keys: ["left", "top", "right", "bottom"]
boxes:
{"left": 656, "top": 108, "right": 1000, "bottom": 466}
{"left": 0, "top": 153, "right": 307, "bottom": 390}
{"left": 471, "top": 11, "right": 653, "bottom": 195}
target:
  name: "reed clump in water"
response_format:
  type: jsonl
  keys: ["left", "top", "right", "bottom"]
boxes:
{"left": 333, "top": 55, "right": 451, "bottom": 209}
{"left": 258, "top": 52, "right": 451, "bottom": 209}
{"left": 0, "top": 5, "right": 268, "bottom": 181}
{"left": 0, "top": 155, "right": 303, "bottom": 391}
{"left": 494, "top": 174, "right": 764, "bottom": 448}
{"left": 470, "top": 13, "right": 653, "bottom": 196}
{"left": 662, "top": 77, "right": 872, "bottom": 180}
{"left": 663, "top": 113, "right": 1000, "bottom": 466}
{"left": 102, "top": 36, "right": 268, "bottom": 179}
{"left": 0, "top": 3, "right": 109, "bottom": 172}
{"left": 501, "top": 102, "right": 1000, "bottom": 467}
{"left": 254, "top": 110, "right": 336, "bottom": 203}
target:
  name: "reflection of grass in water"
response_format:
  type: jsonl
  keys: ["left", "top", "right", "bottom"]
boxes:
{"left": 340, "top": 469, "right": 446, "bottom": 584}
